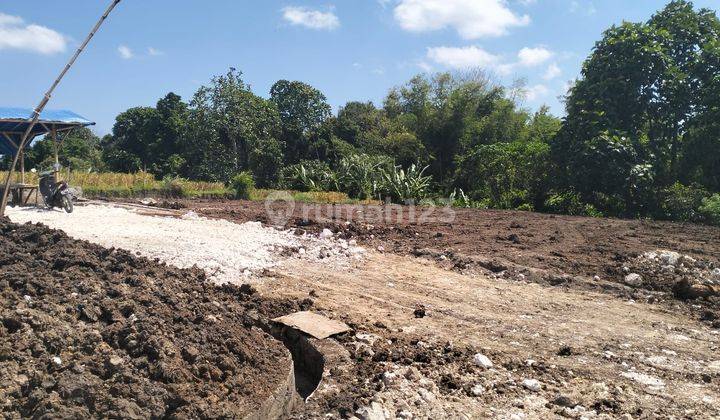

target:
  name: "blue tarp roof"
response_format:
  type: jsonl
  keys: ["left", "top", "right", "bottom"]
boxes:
{"left": 0, "top": 107, "right": 94, "bottom": 156}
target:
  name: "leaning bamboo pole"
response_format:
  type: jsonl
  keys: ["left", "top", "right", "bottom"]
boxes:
{"left": 0, "top": 0, "right": 122, "bottom": 217}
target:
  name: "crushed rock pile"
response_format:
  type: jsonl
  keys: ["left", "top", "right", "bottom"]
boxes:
{"left": 0, "top": 219, "right": 300, "bottom": 418}
{"left": 623, "top": 250, "right": 720, "bottom": 301}
{"left": 6, "top": 205, "right": 365, "bottom": 285}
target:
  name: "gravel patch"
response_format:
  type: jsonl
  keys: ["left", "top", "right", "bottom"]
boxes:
{"left": 6, "top": 204, "right": 362, "bottom": 285}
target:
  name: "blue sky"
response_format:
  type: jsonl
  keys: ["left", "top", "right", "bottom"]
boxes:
{"left": 0, "top": 0, "right": 717, "bottom": 135}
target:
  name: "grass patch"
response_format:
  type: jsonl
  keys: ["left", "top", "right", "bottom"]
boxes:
{"left": 250, "top": 189, "right": 379, "bottom": 204}
{"left": 0, "top": 171, "right": 230, "bottom": 199}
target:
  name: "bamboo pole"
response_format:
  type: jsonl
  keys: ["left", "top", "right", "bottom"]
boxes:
{"left": 52, "top": 128, "right": 59, "bottom": 183}
{"left": 0, "top": 0, "right": 122, "bottom": 217}
{"left": 19, "top": 149, "right": 24, "bottom": 185}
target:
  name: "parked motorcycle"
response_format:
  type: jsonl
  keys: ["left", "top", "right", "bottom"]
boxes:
{"left": 39, "top": 170, "right": 77, "bottom": 213}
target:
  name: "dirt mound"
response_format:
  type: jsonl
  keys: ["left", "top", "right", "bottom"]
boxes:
{"left": 0, "top": 219, "right": 294, "bottom": 418}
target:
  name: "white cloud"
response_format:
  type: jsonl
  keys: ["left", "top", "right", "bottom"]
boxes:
{"left": 118, "top": 45, "right": 133, "bottom": 59}
{"left": 0, "top": 13, "right": 67, "bottom": 55}
{"left": 147, "top": 47, "right": 163, "bottom": 56}
{"left": 570, "top": 1, "right": 596, "bottom": 16}
{"left": 428, "top": 44, "right": 555, "bottom": 75}
{"left": 517, "top": 46, "right": 553, "bottom": 67}
{"left": 525, "top": 84, "right": 549, "bottom": 101}
{"left": 417, "top": 61, "right": 434, "bottom": 72}
{"left": 394, "top": 0, "right": 530, "bottom": 39}
{"left": 426, "top": 46, "right": 500, "bottom": 69}
{"left": 282, "top": 6, "right": 340, "bottom": 30}
{"left": 543, "top": 63, "right": 562, "bottom": 80}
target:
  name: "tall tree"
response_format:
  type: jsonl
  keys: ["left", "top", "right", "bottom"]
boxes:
{"left": 184, "top": 69, "right": 281, "bottom": 182}
{"left": 27, "top": 127, "right": 102, "bottom": 171}
{"left": 556, "top": 0, "right": 720, "bottom": 214}
{"left": 102, "top": 106, "right": 160, "bottom": 173}
{"left": 270, "top": 80, "right": 332, "bottom": 163}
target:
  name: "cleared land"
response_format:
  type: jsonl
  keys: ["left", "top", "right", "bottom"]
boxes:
{"left": 5, "top": 200, "right": 720, "bottom": 418}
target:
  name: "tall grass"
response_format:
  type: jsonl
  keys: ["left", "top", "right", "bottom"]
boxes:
{"left": 0, "top": 171, "right": 230, "bottom": 199}
{"left": 0, "top": 170, "right": 378, "bottom": 203}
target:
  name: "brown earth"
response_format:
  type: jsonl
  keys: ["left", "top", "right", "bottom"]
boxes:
{"left": 274, "top": 253, "right": 720, "bottom": 418}
{"left": 0, "top": 218, "right": 303, "bottom": 419}
{"left": 169, "top": 198, "right": 720, "bottom": 418}
{"left": 178, "top": 198, "right": 720, "bottom": 296}
{"left": 47, "top": 198, "right": 720, "bottom": 417}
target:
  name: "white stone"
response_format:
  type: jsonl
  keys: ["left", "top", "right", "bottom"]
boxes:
{"left": 522, "top": 378, "right": 542, "bottom": 392}
{"left": 140, "top": 197, "right": 157, "bottom": 206}
{"left": 51, "top": 356, "right": 62, "bottom": 366}
{"left": 624, "top": 273, "right": 643, "bottom": 287}
{"left": 620, "top": 371, "right": 665, "bottom": 389}
{"left": 382, "top": 371, "right": 398, "bottom": 386}
{"left": 659, "top": 250, "right": 681, "bottom": 266}
{"left": 712, "top": 268, "right": 720, "bottom": 281}
{"left": 418, "top": 388, "right": 435, "bottom": 403}
{"left": 356, "top": 402, "right": 389, "bottom": 420}
{"left": 319, "top": 228, "right": 334, "bottom": 239}
{"left": 6, "top": 204, "right": 362, "bottom": 285}
{"left": 707, "top": 360, "right": 720, "bottom": 372}
{"left": 355, "top": 333, "right": 379, "bottom": 345}
{"left": 473, "top": 353, "right": 493, "bottom": 368}
{"left": 471, "top": 384, "right": 485, "bottom": 396}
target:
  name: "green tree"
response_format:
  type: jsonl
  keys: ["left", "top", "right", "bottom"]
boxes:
{"left": 335, "top": 101, "right": 387, "bottom": 147}
{"left": 270, "top": 80, "right": 331, "bottom": 163}
{"left": 184, "top": 69, "right": 281, "bottom": 182}
{"left": 27, "top": 126, "right": 102, "bottom": 171}
{"left": 556, "top": 0, "right": 720, "bottom": 215}
{"left": 454, "top": 141, "right": 552, "bottom": 209}
{"left": 102, "top": 106, "right": 159, "bottom": 173}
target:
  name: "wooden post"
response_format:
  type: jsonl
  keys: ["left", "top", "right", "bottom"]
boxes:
{"left": 52, "top": 128, "right": 59, "bottom": 183}
{"left": 0, "top": 0, "right": 122, "bottom": 217}
{"left": 19, "top": 149, "right": 25, "bottom": 185}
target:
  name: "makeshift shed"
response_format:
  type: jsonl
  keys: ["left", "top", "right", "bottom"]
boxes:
{"left": 0, "top": 108, "right": 94, "bottom": 204}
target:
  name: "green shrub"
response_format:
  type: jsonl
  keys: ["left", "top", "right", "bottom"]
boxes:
{"left": 231, "top": 171, "right": 255, "bottom": 200}
{"left": 380, "top": 164, "right": 432, "bottom": 203}
{"left": 162, "top": 176, "right": 189, "bottom": 198}
{"left": 658, "top": 182, "right": 708, "bottom": 222}
{"left": 335, "top": 153, "right": 394, "bottom": 200}
{"left": 698, "top": 194, "right": 720, "bottom": 226}
{"left": 516, "top": 203, "right": 534, "bottom": 212}
{"left": 280, "top": 160, "right": 333, "bottom": 192}
{"left": 544, "top": 191, "right": 603, "bottom": 217}
{"left": 454, "top": 141, "right": 551, "bottom": 210}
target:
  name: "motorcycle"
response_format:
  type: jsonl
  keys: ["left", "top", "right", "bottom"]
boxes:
{"left": 39, "top": 170, "right": 77, "bottom": 213}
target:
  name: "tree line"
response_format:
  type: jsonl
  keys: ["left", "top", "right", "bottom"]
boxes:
{"left": 11, "top": 0, "right": 720, "bottom": 225}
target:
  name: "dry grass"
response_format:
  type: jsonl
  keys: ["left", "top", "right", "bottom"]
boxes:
{"left": 0, "top": 171, "right": 229, "bottom": 198}
{"left": 250, "top": 189, "right": 378, "bottom": 204}
{"left": 1, "top": 171, "right": 380, "bottom": 204}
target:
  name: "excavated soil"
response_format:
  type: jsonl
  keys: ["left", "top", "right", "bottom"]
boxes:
{"left": 180, "top": 199, "right": 720, "bottom": 305}
{"left": 178, "top": 199, "right": 720, "bottom": 280}
{"left": 0, "top": 218, "right": 299, "bottom": 419}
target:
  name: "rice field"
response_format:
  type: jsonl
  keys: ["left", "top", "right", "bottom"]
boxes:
{"left": 0, "top": 171, "right": 371, "bottom": 204}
